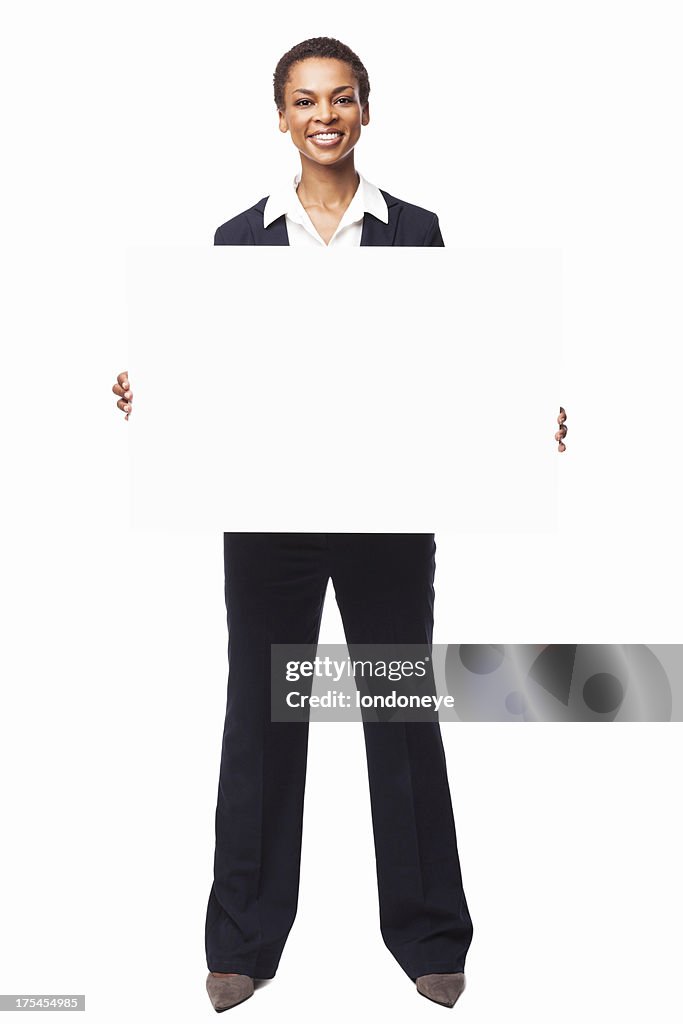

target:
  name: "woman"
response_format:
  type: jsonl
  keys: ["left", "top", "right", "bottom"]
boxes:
{"left": 114, "top": 36, "right": 473, "bottom": 1013}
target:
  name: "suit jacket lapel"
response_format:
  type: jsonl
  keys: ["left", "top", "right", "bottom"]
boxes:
{"left": 361, "top": 190, "right": 399, "bottom": 246}
{"left": 274, "top": 218, "right": 289, "bottom": 244}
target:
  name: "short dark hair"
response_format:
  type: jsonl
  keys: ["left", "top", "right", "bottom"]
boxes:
{"left": 273, "top": 36, "right": 370, "bottom": 112}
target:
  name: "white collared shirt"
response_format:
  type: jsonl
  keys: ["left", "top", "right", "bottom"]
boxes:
{"left": 263, "top": 170, "right": 389, "bottom": 247}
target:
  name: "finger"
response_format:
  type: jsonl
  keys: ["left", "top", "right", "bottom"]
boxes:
{"left": 117, "top": 398, "right": 132, "bottom": 414}
{"left": 117, "top": 370, "right": 129, "bottom": 386}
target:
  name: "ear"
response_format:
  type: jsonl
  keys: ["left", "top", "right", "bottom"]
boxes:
{"left": 361, "top": 101, "right": 370, "bottom": 127}
{"left": 278, "top": 109, "right": 289, "bottom": 133}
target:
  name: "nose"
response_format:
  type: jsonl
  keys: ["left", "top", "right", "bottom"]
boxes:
{"left": 315, "top": 105, "right": 337, "bottom": 124}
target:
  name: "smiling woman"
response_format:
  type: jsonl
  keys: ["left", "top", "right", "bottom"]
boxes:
{"left": 205, "top": 35, "right": 472, "bottom": 1016}
{"left": 214, "top": 37, "right": 445, "bottom": 248}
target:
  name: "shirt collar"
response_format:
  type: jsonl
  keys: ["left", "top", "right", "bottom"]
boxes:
{"left": 263, "top": 170, "right": 389, "bottom": 230}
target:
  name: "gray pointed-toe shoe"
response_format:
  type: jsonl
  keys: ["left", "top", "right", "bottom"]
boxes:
{"left": 416, "top": 972, "right": 466, "bottom": 1008}
{"left": 206, "top": 973, "right": 254, "bottom": 1012}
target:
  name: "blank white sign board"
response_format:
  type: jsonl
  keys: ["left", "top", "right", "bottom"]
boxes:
{"left": 127, "top": 246, "right": 560, "bottom": 532}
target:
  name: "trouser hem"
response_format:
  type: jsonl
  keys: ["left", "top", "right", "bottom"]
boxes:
{"left": 207, "top": 962, "right": 278, "bottom": 980}
{"left": 402, "top": 960, "right": 467, "bottom": 981}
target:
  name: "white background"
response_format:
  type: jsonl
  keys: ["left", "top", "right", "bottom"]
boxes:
{"left": 1, "top": 1, "right": 682, "bottom": 1021}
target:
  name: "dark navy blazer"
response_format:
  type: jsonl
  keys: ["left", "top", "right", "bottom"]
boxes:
{"left": 214, "top": 189, "right": 444, "bottom": 246}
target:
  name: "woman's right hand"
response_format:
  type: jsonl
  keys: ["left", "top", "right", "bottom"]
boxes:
{"left": 113, "top": 371, "right": 133, "bottom": 420}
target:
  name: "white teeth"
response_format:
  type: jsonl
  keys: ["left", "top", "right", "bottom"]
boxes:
{"left": 312, "top": 132, "right": 341, "bottom": 139}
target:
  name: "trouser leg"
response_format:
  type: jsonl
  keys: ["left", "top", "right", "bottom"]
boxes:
{"left": 329, "top": 533, "right": 474, "bottom": 980}
{"left": 205, "top": 533, "right": 329, "bottom": 978}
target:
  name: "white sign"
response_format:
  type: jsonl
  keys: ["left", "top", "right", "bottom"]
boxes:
{"left": 127, "top": 246, "right": 561, "bottom": 532}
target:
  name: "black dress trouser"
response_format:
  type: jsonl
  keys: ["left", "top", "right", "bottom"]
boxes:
{"left": 205, "top": 532, "right": 474, "bottom": 980}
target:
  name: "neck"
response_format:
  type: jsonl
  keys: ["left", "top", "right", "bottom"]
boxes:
{"left": 296, "top": 155, "right": 359, "bottom": 209}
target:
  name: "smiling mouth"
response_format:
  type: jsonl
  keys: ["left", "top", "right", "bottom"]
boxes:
{"left": 308, "top": 131, "right": 344, "bottom": 139}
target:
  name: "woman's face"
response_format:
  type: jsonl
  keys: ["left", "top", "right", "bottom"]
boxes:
{"left": 278, "top": 57, "right": 369, "bottom": 167}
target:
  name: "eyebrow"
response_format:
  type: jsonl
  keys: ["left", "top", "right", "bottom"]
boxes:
{"left": 292, "top": 86, "right": 354, "bottom": 96}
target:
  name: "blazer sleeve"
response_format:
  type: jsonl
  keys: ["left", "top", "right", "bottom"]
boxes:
{"left": 425, "top": 213, "right": 445, "bottom": 247}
